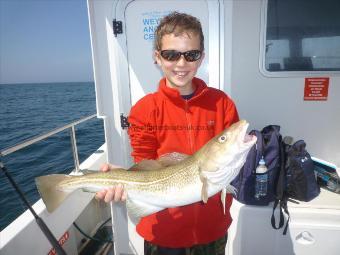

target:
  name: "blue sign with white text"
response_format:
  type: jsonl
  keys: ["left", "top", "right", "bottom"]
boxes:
{"left": 142, "top": 10, "right": 171, "bottom": 41}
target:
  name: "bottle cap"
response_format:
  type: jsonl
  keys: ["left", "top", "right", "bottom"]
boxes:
{"left": 256, "top": 156, "right": 267, "bottom": 173}
{"left": 259, "top": 156, "right": 265, "bottom": 165}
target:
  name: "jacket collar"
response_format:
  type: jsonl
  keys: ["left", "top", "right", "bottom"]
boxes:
{"left": 158, "top": 77, "right": 208, "bottom": 104}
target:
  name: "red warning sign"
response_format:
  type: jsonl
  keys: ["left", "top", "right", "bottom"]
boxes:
{"left": 304, "top": 77, "right": 329, "bottom": 101}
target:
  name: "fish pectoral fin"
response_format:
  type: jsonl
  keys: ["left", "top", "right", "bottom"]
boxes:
{"left": 220, "top": 185, "right": 237, "bottom": 214}
{"left": 200, "top": 174, "right": 209, "bottom": 203}
{"left": 221, "top": 188, "right": 227, "bottom": 215}
{"left": 126, "top": 197, "right": 163, "bottom": 224}
{"left": 158, "top": 152, "right": 190, "bottom": 167}
{"left": 128, "top": 160, "right": 164, "bottom": 171}
{"left": 225, "top": 184, "right": 237, "bottom": 195}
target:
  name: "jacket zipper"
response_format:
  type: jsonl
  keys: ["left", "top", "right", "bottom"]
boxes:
{"left": 185, "top": 101, "right": 194, "bottom": 154}
{"left": 186, "top": 99, "right": 198, "bottom": 242}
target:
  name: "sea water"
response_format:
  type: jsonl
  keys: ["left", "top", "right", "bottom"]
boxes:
{"left": 0, "top": 82, "right": 105, "bottom": 231}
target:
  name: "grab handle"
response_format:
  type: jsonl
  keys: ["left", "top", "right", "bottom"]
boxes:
{"left": 295, "top": 231, "right": 315, "bottom": 245}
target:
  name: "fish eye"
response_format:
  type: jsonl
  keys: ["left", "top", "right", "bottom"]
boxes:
{"left": 218, "top": 135, "right": 227, "bottom": 143}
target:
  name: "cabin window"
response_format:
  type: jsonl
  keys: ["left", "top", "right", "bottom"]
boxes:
{"left": 264, "top": 0, "right": 340, "bottom": 73}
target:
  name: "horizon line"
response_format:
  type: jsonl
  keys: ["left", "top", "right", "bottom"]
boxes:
{"left": 0, "top": 81, "right": 95, "bottom": 85}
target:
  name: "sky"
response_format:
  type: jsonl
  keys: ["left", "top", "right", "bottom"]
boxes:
{"left": 0, "top": 0, "right": 93, "bottom": 84}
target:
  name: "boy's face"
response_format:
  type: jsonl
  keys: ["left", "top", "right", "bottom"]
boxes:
{"left": 155, "top": 32, "right": 204, "bottom": 94}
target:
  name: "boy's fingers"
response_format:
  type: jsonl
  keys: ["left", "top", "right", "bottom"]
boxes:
{"left": 114, "top": 184, "right": 124, "bottom": 202}
{"left": 95, "top": 190, "right": 106, "bottom": 200}
{"left": 121, "top": 190, "right": 127, "bottom": 201}
{"left": 104, "top": 188, "right": 115, "bottom": 203}
{"left": 100, "top": 164, "right": 110, "bottom": 172}
{"left": 96, "top": 184, "right": 125, "bottom": 203}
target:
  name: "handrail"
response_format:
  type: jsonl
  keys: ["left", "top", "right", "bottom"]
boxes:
{"left": 0, "top": 114, "right": 97, "bottom": 173}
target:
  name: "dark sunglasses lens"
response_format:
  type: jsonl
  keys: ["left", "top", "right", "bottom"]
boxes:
{"left": 161, "top": 50, "right": 181, "bottom": 61}
{"left": 184, "top": 50, "right": 202, "bottom": 62}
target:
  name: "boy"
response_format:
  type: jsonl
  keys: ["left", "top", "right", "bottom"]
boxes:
{"left": 96, "top": 12, "right": 239, "bottom": 255}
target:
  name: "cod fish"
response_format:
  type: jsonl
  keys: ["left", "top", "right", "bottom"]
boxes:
{"left": 36, "top": 120, "right": 256, "bottom": 222}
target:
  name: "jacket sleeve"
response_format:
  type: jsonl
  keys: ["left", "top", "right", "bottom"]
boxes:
{"left": 223, "top": 95, "right": 240, "bottom": 128}
{"left": 127, "top": 95, "right": 158, "bottom": 163}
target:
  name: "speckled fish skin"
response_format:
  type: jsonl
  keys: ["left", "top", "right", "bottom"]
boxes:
{"left": 36, "top": 120, "right": 257, "bottom": 218}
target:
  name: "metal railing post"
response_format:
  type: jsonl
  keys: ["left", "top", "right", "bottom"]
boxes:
{"left": 70, "top": 126, "right": 80, "bottom": 173}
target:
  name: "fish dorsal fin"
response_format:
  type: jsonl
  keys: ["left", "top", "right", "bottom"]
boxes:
{"left": 128, "top": 159, "right": 164, "bottom": 171}
{"left": 158, "top": 152, "right": 189, "bottom": 167}
{"left": 128, "top": 152, "right": 189, "bottom": 171}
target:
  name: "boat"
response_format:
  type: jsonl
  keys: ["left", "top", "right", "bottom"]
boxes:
{"left": 1, "top": 0, "right": 340, "bottom": 254}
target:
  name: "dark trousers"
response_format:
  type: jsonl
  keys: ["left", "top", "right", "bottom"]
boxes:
{"left": 144, "top": 234, "right": 228, "bottom": 255}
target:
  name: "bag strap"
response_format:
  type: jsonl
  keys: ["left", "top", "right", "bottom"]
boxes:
{"left": 250, "top": 130, "right": 263, "bottom": 172}
{"left": 271, "top": 199, "right": 284, "bottom": 229}
{"left": 261, "top": 125, "right": 281, "bottom": 170}
{"left": 281, "top": 198, "right": 290, "bottom": 235}
{"left": 271, "top": 197, "right": 291, "bottom": 235}
{"left": 276, "top": 138, "right": 286, "bottom": 199}
{"left": 271, "top": 137, "right": 287, "bottom": 231}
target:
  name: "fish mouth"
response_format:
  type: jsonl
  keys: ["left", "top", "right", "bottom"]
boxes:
{"left": 241, "top": 122, "right": 257, "bottom": 145}
{"left": 244, "top": 134, "right": 256, "bottom": 144}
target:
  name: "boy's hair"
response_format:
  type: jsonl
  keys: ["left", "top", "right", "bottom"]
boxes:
{"left": 154, "top": 12, "right": 204, "bottom": 51}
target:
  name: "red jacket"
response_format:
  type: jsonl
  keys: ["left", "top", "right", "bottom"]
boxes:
{"left": 128, "top": 77, "right": 239, "bottom": 248}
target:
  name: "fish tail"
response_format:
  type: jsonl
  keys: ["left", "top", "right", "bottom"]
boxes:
{"left": 35, "top": 174, "right": 71, "bottom": 213}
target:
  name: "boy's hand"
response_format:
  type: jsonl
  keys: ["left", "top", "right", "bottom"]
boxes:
{"left": 95, "top": 163, "right": 127, "bottom": 202}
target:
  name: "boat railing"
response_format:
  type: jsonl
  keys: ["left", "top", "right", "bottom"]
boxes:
{"left": 0, "top": 114, "right": 97, "bottom": 174}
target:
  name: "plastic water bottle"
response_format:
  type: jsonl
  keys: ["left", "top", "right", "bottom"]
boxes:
{"left": 255, "top": 157, "right": 268, "bottom": 199}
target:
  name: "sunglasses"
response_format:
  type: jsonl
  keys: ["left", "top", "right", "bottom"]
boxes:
{"left": 160, "top": 50, "right": 202, "bottom": 62}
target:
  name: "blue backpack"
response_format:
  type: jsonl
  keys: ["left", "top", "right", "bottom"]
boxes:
{"left": 231, "top": 125, "right": 283, "bottom": 205}
{"left": 231, "top": 124, "right": 320, "bottom": 234}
